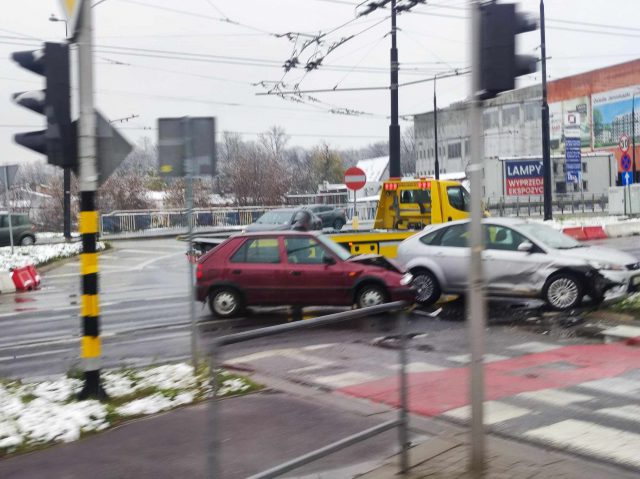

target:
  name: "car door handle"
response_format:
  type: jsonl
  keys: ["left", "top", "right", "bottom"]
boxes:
{"left": 232, "top": 269, "right": 242, "bottom": 275}
{"left": 291, "top": 271, "right": 302, "bottom": 276}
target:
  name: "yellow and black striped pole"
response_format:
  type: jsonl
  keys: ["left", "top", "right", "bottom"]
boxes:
{"left": 78, "top": 191, "right": 107, "bottom": 400}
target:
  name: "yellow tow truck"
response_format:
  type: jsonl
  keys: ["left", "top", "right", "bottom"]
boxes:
{"left": 327, "top": 178, "right": 471, "bottom": 258}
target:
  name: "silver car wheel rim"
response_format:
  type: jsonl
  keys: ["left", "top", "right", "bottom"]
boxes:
{"left": 548, "top": 278, "right": 579, "bottom": 309}
{"left": 361, "top": 289, "right": 384, "bottom": 307}
{"left": 214, "top": 292, "right": 237, "bottom": 315}
{"left": 414, "top": 275, "right": 434, "bottom": 302}
{"left": 21, "top": 237, "right": 34, "bottom": 246}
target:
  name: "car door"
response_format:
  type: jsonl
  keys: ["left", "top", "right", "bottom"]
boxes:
{"left": 226, "top": 236, "right": 286, "bottom": 305}
{"left": 283, "top": 236, "right": 349, "bottom": 305}
{"left": 429, "top": 223, "right": 470, "bottom": 291}
{"left": 482, "top": 224, "right": 551, "bottom": 296}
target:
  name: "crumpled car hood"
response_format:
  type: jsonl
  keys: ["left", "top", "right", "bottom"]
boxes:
{"left": 348, "top": 254, "right": 404, "bottom": 273}
{"left": 553, "top": 245, "right": 637, "bottom": 266}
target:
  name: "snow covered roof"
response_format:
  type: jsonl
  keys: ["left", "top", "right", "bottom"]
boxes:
{"left": 356, "top": 156, "right": 388, "bottom": 182}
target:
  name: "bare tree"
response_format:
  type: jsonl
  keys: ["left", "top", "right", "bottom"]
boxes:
{"left": 401, "top": 125, "right": 417, "bottom": 176}
{"left": 310, "top": 142, "right": 344, "bottom": 186}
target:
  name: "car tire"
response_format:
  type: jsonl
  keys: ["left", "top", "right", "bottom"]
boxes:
{"left": 411, "top": 268, "right": 441, "bottom": 305}
{"left": 333, "top": 218, "right": 345, "bottom": 230}
{"left": 543, "top": 273, "right": 583, "bottom": 311}
{"left": 19, "top": 235, "right": 35, "bottom": 246}
{"left": 209, "top": 288, "right": 244, "bottom": 318}
{"left": 356, "top": 284, "right": 387, "bottom": 308}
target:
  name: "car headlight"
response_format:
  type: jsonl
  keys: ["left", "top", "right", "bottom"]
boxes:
{"left": 588, "top": 260, "right": 626, "bottom": 271}
{"left": 400, "top": 273, "right": 413, "bottom": 285}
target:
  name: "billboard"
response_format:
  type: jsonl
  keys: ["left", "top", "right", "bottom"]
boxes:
{"left": 505, "top": 160, "right": 544, "bottom": 196}
{"left": 592, "top": 85, "right": 640, "bottom": 149}
{"left": 549, "top": 96, "right": 591, "bottom": 155}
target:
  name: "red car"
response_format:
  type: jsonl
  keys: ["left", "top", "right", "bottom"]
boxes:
{"left": 195, "top": 231, "right": 415, "bottom": 318}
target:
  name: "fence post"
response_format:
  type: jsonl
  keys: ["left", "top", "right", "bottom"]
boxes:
{"left": 571, "top": 194, "right": 575, "bottom": 214}
{"left": 527, "top": 195, "right": 531, "bottom": 216}
{"left": 398, "top": 309, "right": 409, "bottom": 474}
{"left": 208, "top": 345, "right": 221, "bottom": 479}
{"left": 592, "top": 193, "right": 595, "bottom": 213}
{"left": 516, "top": 196, "right": 519, "bottom": 217}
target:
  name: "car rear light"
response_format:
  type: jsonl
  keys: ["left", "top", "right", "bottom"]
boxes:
{"left": 196, "top": 263, "right": 203, "bottom": 281}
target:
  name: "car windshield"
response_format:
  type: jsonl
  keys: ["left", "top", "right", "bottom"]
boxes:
{"left": 256, "top": 211, "right": 294, "bottom": 224}
{"left": 315, "top": 234, "right": 352, "bottom": 261}
{"left": 516, "top": 223, "right": 584, "bottom": 249}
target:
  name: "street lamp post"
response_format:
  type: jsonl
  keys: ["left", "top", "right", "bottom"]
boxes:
{"left": 633, "top": 91, "right": 638, "bottom": 184}
{"left": 49, "top": 14, "right": 71, "bottom": 240}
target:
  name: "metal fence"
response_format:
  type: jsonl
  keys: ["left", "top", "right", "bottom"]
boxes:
{"left": 485, "top": 193, "right": 609, "bottom": 217}
{"left": 100, "top": 206, "right": 275, "bottom": 235}
{"left": 208, "top": 301, "right": 411, "bottom": 479}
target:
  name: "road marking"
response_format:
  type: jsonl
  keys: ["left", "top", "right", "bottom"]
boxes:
{"left": 302, "top": 343, "right": 337, "bottom": 351}
{"left": 516, "top": 388, "right": 592, "bottom": 406}
{"left": 579, "top": 377, "right": 640, "bottom": 398}
{"left": 443, "top": 401, "right": 531, "bottom": 425}
{"left": 118, "top": 248, "right": 177, "bottom": 255}
{"left": 507, "top": 341, "right": 562, "bottom": 353}
{"left": 446, "top": 353, "right": 508, "bottom": 364}
{"left": 525, "top": 419, "right": 640, "bottom": 468}
{"left": 314, "top": 372, "right": 379, "bottom": 388}
{"left": 387, "top": 362, "right": 444, "bottom": 373}
{"left": 134, "top": 251, "right": 184, "bottom": 270}
{"left": 597, "top": 405, "right": 640, "bottom": 423}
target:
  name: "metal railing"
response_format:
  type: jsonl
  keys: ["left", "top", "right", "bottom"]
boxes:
{"left": 485, "top": 193, "right": 609, "bottom": 217}
{"left": 208, "top": 301, "right": 411, "bottom": 479}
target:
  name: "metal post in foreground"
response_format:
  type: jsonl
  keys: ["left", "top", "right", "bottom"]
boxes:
{"left": 468, "top": 2, "right": 487, "bottom": 475}
{"left": 64, "top": 168, "right": 71, "bottom": 240}
{"left": 183, "top": 117, "right": 199, "bottom": 370}
{"left": 434, "top": 76, "right": 440, "bottom": 180}
{"left": 398, "top": 310, "right": 410, "bottom": 473}
{"left": 208, "top": 347, "right": 221, "bottom": 479}
{"left": 76, "top": 0, "right": 106, "bottom": 400}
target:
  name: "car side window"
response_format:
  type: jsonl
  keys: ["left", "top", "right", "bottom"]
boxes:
{"left": 447, "top": 186, "right": 470, "bottom": 212}
{"left": 484, "top": 225, "right": 527, "bottom": 251}
{"left": 0, "top": 215, "right": 7, "bottom": 228}
{"left": 230, "top": 238, "right": 281, "bottom": 264}
{"left": 439, "top": 224, "right": 468, "bottom": 248}
{"left": 285, "top": 237, "right": 326, "bottom": 264}
{"left": 419, "top": 229, "right": 442, "bottom": 246}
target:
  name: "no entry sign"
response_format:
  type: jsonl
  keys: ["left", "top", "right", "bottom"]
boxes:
{"left": 344, "top": 166, "right": 366, "bottom": 190}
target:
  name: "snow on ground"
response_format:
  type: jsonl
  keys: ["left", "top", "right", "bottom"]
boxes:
{"left": 0, "top": 363, "right": 257, "bottom": 455}
{"left": 0, "top": 241, "right": 105, "bottom": 272}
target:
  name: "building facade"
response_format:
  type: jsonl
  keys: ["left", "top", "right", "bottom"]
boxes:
{"left": 414, "top": 59, "right": 640, "bottom": 197}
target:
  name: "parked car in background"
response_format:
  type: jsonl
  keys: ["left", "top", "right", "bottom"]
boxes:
{"left": 0, "top": 213, "right": 36, "bottom": 246}
{"left": 396, "top": 218, "right": 639, "bottom": 311}
{"left": 304, "top": 205, "right": 347, "bottom": 230}
{"left": 245, "top": 208, "right": 322, "bottom": 232}
{"left": 195, "top": 231, "right": 415, "bottom": 318}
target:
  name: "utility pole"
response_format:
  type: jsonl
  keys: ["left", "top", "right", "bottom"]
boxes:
{"left": 633, "top": 91, "right": 637, "bottom": 184}
{"left": 76, "top": 1, "right": 106, "bottom": 400}
{"left": 389, "top": 0, "right": 401, "bottom": 178}
{"left": 540, "top": 0, "right": 552, "bottom": 220}
{"left": 434, "top": 76, "right": 439, "bottom": 179}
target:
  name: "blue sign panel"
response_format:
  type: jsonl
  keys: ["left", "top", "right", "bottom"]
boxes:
{"left": 505, "top": 160, "right": 544, "bottom": 196}
{"left": 565, "top": 137, "right": 581, "bottom": 184}
{"left": 622, "top": 171, "right": 634, "bottom": 186}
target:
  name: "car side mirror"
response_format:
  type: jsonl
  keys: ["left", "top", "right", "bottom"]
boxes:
{"left": 517, "top": 241, "right": 534, "bottom": 253}
{"left": 323, "top": 255, "right": 336, "bottom": 265}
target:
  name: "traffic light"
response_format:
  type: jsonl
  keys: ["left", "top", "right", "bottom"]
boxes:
{"left": 479, "top": 2, "right": 538, "bottom": 100}
{"left": 11, "top": 42, "right": 76, "bottom": 168}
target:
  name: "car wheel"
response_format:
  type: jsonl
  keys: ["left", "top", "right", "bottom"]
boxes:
{"left": 209, "top": 288, "right": 243, "bottom": 318}
{"left": 411, "top": 269, "right": 441, "bottom": 305}
{"left": 543, "top": 273, "right": 583, "bottom": 310}
{"left": 356, "top": 284, "right": 387, "bottom": 308}
{"left": 333, "top": 218, "right": 345, "bottom": 230}
{"left": 19, "top": 235, "right": 35, "bottom": 246}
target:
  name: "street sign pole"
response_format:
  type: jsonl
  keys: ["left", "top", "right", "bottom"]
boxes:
{"left": 344, "top": 166, "right": 367, "bottom": 230}
{"left": 3, "top": 167, "right": 14, "bottom": 254}
{"left": 469, "top": 2, "right": 487, "bottom": 475}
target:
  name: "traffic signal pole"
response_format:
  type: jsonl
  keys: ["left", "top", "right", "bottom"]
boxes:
{"left": 76, "top": 1, "right": 106, "bottom": 400}
{"left": 540, "top": 0, "right": 553, "bottom": 220}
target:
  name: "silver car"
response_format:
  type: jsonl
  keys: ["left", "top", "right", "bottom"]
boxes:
{"left": 396, "top": 218, "right": 640, "bottom": 310}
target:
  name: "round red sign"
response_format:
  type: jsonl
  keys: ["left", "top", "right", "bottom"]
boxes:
{"left": 344, "top": 166, "right": 367, "bottom": 190}
{"left": 619, "top": 134, "right": 630, "bottom": 153}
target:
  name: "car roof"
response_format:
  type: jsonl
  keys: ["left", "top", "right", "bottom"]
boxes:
{"left": 423, "top": 217, "right": 531, "bottom": 232}
{"left": 236, "top": 230, "right": 321, "bottom": 238}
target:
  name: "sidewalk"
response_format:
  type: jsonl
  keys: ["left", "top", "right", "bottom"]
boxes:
{"left": 1, "top": 371, "right": 637, "bottom": 479}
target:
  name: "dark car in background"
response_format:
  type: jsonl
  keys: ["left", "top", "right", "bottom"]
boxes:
{"left": 245, "top": 208, "right": 322, "bottom": 232}
{"left": 195, "top": 231, "right": 414, "bottom": 318}
{"left": 304, "top": 205, "right": 347, "bottom": 230}
{"left": 0, "top": 213, "right": 36, "bottom": 246}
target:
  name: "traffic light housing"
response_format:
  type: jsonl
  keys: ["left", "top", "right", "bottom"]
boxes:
{"left": 479, "top": 2, "right": 538, "bottom": 100}
{"left": 12, "top": 42, "right": 76, "bottom": 168}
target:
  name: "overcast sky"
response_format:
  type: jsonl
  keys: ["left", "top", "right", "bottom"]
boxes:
{"left": 1, "top": 0, "right": 639, "bottom": 165}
